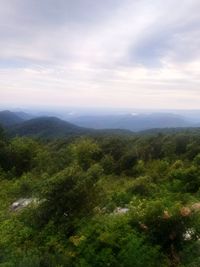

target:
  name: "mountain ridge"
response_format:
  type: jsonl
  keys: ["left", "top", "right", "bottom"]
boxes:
{"left": 0, "top": 110, "right": 25, "bottom": 127}
{"left": 1, "top": 110, "right": 200, "bottom": 139}
{"left": 68, "top": 113, "right": 193, "bottom": 131}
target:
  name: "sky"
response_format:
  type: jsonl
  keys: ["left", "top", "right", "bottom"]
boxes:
{"left": 1, "top": 0, "right": 200, "bottom": 110}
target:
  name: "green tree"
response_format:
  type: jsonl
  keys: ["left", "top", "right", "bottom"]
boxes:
{"left": 37, "top": 164, "right": 103, "bottom": 229}
{"left": 70, "top": 138, "right": 102, "bottom": 170}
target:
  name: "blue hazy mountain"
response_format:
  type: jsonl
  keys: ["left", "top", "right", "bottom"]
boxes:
{"left": 1, "top": 110, "right": 200, "bottom": 138}
{"left": 0, "top": 110, "right": 33, "bottom": 127}
{"left": 68, "top": 113, "right": 194, "bottom": 132}
{"left": 7, "top": 116, "right": 132, "bottom": 139}
{"left": 0, "top": 110, "right": 25, "bottom": 127}
{"left": 8, "top": 117, "right": 91, "bottom": 139}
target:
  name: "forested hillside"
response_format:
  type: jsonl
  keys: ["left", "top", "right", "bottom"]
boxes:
{"left": 8, "top": 117, "right": 92, "bottom": 139}
{"left": 0, "top": 111, "right": 25, "bottom": 127}
{"left": 1, "top": 124, "right": 200, "bottom": 266}
{"left": 0, "top": 112, "right": 132, "bottom": 139}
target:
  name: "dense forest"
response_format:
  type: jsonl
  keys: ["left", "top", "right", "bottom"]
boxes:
{"left": 1, "top": 124, "right": 200, "bottom": 267}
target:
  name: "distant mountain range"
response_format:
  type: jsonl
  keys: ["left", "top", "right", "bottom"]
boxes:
{"left": 0, "top": 110, "right": 25, "bottom": 127}
{"left": 8, "top": 117, "right": 93, "bottom": 139}
{"left": 0, "top": 111, "right": 132, "bottom": 139}
{"left": 68, "top": 113, "right": 195, "bottom": 131}
{"left": 0, "top": 110, "right": 200, "bottom": 139}
{"left": 0, "top": 110, "right": 34, "bottom": 127}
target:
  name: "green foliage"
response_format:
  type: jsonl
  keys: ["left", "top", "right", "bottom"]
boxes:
{"left": 127, "top": 176, "right": 156, "bottom": 196}
{"left": 118, "top": 152, "right": 138, "bottom": 175}
{"left": 0, "top": 132, "right": 200, "bottom": 266}
{"left": 71, "top": 138, "right": 102, "bottom": 170}
{"left": 7, "top": 137, "right": 40, "bottom": 176}
{"left": 193, "top": 153, "right": 200, "bottom": 166}
{"left": 72, "top": 216, "right": 168, "bottom": 267}
{"left": 37, "top": 163, "right": 103, "bottom": 228}
{"left": 100, "top": 155, "right": 115, "bottom": 174}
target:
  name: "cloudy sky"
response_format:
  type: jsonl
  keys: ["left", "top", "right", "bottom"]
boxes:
{"left": 1, "top": 0, "right": 200, "bottom": 110}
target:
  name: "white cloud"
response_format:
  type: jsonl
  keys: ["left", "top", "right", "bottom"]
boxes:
{"left": 0, "top": 0, "right": 200, "bottom": 109}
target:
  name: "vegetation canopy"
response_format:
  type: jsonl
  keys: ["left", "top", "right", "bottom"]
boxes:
{"left": 1, "top": 128, "right": 200, "bottom": 266}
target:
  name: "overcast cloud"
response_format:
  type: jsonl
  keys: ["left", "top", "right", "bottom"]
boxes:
{"left": 1, "top": 0, "right": 200, "bottom": 109}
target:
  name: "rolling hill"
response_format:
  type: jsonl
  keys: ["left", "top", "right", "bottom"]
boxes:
{"left": 68, "top": 113, "right": 192, "bottom": 131}
{"left": 0, "top": 110, "right": 25, "bottom": 127}
{"left": 8, "top": 117, "right": 93, "bottom": 139}
{"left": 1, "top": 110, "right": 199, "bottom": 139}
{"left": 6, "top": 116, "right": 133, "bottom": 139}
